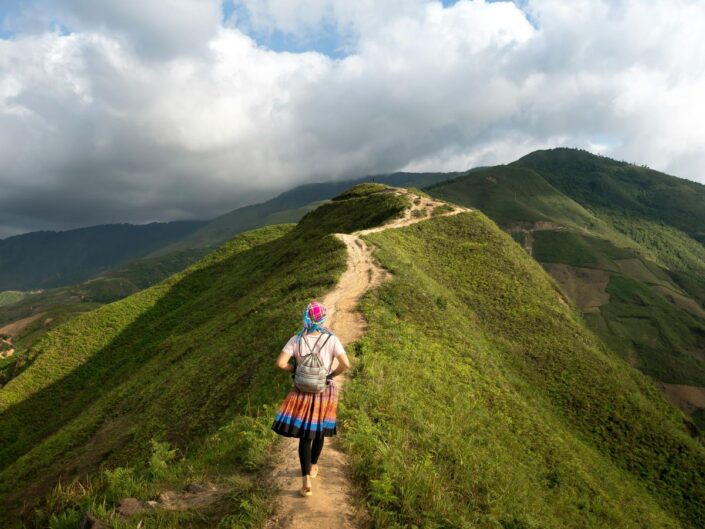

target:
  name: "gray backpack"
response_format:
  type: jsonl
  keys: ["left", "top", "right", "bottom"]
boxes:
{"left": 294, "top": 333, "right": 333, "bottom": 393}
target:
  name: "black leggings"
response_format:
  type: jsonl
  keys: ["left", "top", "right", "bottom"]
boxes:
{"left": 298, "top": 437, "right": 325, "bottom": 476}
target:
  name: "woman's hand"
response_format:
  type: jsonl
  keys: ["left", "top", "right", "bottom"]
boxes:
{"left": 275, "top": 350, "right": 294, "bottom": 372}
{"left": 328, "top": 353, "right": 352, "bottom": 378}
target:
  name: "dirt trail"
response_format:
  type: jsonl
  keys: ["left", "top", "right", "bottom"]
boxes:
{"left": 266, "top": 189, "right": 470, "bottom": 529}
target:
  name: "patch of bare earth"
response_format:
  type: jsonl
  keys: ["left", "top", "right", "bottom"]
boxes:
{"left": 506, "top": 221, "right": 564, "bottom": 256}
{"left": 265, "top": 190, "right": 470, "bottom": 529}
{"left": 115, "top": 484, "right": 227, "bottom": 518}
{"left": 542, "top": 263, "right": 610, "bottom": 314}
{"left": 657, "top": 383, "right": 705, "bottom": 416}
{"left": 1, "top": 335, "right": 15, "bottom": 357}
{"left": 0, "top": 312, "right": 46, "bottom": 337}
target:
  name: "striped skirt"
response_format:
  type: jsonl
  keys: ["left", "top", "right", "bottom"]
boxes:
{"left": 272, "top": 381, "right": 338, "bottom": 439}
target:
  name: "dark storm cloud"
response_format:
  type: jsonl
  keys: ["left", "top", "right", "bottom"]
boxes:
{"left": 1, "top": 0, "right": 705, "bottom": 237}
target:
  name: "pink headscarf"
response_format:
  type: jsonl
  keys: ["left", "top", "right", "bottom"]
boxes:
{"left": 296, "top": 300, "right": 330, "bottom": 343}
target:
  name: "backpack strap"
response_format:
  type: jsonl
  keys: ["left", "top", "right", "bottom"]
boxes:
{"left": 298, "top": 332, "right": 334, "bottom": 371}
{"left": 297, "top": 332, "right": 326, "bottom": 361}
{"left": 320, "top": 333, "right": 334, "bottom": 374}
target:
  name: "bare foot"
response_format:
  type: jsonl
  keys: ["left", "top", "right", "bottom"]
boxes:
{"left": 310, "top": 464, "right": 319, "bottom": 478}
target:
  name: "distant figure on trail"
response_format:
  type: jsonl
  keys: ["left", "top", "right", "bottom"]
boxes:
{"left": 272, "top": 300, "right": 351, "bottom": 497}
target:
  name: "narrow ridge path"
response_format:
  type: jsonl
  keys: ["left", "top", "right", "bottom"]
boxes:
{"left": 265, "top": 189, "right": 470, "bottom": 529}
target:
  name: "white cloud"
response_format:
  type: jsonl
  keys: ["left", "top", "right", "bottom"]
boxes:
{"left": 22, "top": 0, "right": 223, "bottom": 57}
{"left": 234, "top": 0, "right": 428, "bottom": 41}
{"left": 1, "top": 0, "right": 705, "bottom": 236}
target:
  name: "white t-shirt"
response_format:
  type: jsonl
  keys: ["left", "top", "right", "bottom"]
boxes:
{"left": 282, "top": 332, "right": 347, "bottom": 369}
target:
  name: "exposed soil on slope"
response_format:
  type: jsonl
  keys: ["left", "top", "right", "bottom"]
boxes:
{"left": 506, "top": 221, "right": 564, "bottom": 255}
{"left": 0, "top": 312, "right": 46, "bottom": 337}
{"left": 542, "top": 263, "right": 610, "bottom": 314}
{"left": 658, "top": 383, "right": 705, "bottom": 416}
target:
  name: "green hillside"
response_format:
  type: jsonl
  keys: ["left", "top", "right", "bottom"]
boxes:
{"left": 0, "top": 249, "right": 211, "bottom": 332}
{"left": 0, "top": 188, "right": 409, "bottom": 527}
{"left": 0, "top": 221, "right": 205, "bottom": 291}
{"left": 0, "top": 249, "right": 210, "bottom": 386}
{"left": 344, "top": 210, "right": 704, "bottom": 528}
{"left": 1, "top": 184, "right": 704, "bottom": 528}
{"left": 427, "top": 152, "right": 705, "bottom": 427}
{"left": 0, "top": 291, "right": 26, "bottom": 307}
{"left": 426, "top": 165, "right": 605, "bottom": 232}
{"left": 0, "top": 175, "right": 449, "bottom": 392}
{"left": 514, "top": 148, "right": 705, "bottom": 244}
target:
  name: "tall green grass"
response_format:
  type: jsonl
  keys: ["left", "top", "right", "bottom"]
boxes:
{"left": 342, "top": 211, "right": 704, "bottom": 528}
{"left": 0, "top": 186, "right": 410, "bottom": 527}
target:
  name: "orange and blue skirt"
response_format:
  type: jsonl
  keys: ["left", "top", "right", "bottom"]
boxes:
{"left": 272, "top": 382, "right": 338, "bottom": 439}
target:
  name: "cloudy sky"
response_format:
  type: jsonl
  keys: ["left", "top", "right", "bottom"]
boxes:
{"left": 1, "top": 0, "right": 705, "bottom": 237}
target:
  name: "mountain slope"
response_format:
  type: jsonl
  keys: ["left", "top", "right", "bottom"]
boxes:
{"left": 0, "top": 291, "right": 25, "bottom": 307}
{"left": 426, "top": 165, "right": 608, "bottom": 233}
{"left": 0, "top": 188, "right": 410, "bottom": 526}
{"left": 344, "top": 209, "right": 705, "bottom": 528}
{"left": 513, "top": 148, "right": 705, "bottom": 245}
{"left": 156, "top": 172, "right": 455, "bottom": 254}
{"left": 1, "top": 184, "right": 703, "bottom": 528}
{"left": 427, "top": 153, "right": 705, "bottom": 427}
{"left": 0, "top": 175, "right": 450, "bottom": 392}
{"left": 0, "top": 221, "right": 205, "bottom": 291}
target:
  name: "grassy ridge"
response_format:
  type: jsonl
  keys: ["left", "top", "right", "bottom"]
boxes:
{"left": 0, "top": 186, "right": 410, "bottom": 526}
{"left": 342, "top": 212, "right": 704, "bottom": 528}
{"left": 157, "top": 173, "right": 449, "bottom": 254}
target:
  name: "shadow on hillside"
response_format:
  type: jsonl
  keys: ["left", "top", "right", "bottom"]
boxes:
{"left": 0, "top": 234, "right": 298, "bottom": 510}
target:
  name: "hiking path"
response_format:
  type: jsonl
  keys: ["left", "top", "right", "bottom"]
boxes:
{"left": 265, "top": 188, "right": 471, "bottom": 529}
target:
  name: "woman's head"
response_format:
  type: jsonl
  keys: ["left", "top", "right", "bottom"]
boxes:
{"left": 297, "top": 300, "right": 329, "bottom": 341}
{"left": 305, "top": 300, "right": 326, "bottom": 325}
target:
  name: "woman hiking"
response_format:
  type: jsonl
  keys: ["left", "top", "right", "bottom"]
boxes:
{"left": 272, "top": 300, "right": 351, "bottom": 497}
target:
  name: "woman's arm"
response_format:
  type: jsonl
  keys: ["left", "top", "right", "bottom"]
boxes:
{"left": 275, "top": 350, "right": 295, "bottom": 372}
{"left": 329, "top": 353, "right": 351, "bottom": 377}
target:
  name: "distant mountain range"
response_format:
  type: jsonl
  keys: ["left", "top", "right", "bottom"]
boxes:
{"left": 0, "top": 173, "right": 455, "bottom": 294}
{"left": 0, "top": 221, "right": 205, "bottom": 291}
